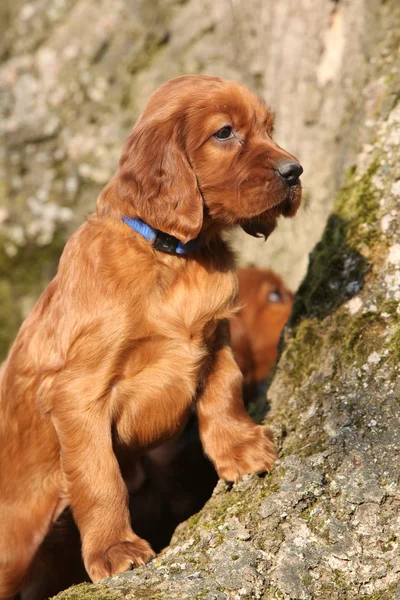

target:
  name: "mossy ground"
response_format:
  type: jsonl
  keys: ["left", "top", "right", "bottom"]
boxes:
{"left": 54, "top": 583, "right": 123, "bottom": 600}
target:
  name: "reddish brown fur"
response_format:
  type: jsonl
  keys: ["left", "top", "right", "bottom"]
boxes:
{"left": 19, "top": 269, "right": 292, "bottom": 600}
{"left": 231, "top": 267, "right": 294, "bottom": 388}
{"left": 0, "top": 75, "right": 302, "bottom": 598}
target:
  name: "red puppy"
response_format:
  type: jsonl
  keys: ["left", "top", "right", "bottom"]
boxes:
{"left": 231, "top": 267, "right": 293, "bottom": 397}
{"left": 0, "top": 75, "right": 302, "bottom": 598}
{"left": 20, "top": 268, "right": 294, "bottom": 600}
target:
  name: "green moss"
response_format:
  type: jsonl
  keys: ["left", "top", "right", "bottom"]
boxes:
{"left": 301, "top": 573, "right": 313, "bottom": 587}
{"left": 264, "top": 480, "right": 280, "bottom": 495}
{"left": 380, "top": 299, "right": 400, "bottom": 319}
{"left": 122, "top": 589, "right": 164, "bottom": 600}
{"left": 381, "top": 532, "right": 397, "bottom": 552}
{"left": 358, "top": 582, "right": 399, "bottom": 600}
{"left": 193, "top": 589, "right": 211, "bottom": 599}
{"left": 290, "top": 214, "right": 356, "bottom": 323}
{"left": 335, "top": 160, "right": 380, "bottom": 247}
{"left": 283, "top": 318, "right": 323, "bottom": 387}
{"left": 292, "top": 162, "right": 381, "bottom": 324}
{"left": 332, "top": 569, "right": 350, "bottom": 590}
{"left": 388, "top": 326, "right": 400, "bottom": 365}
{"left": 186, "top": 511, "right": 202, "bottom": 530}
{"left": 0, "top": 232, "right": 65, "bottom": 359}
{"left": 337, "top": 310, "right": 387, "bottom": 365}
{"left": 53, "top": 583, "right": 122, "bottom": 600}
{"left": 299, "top": 504, "right": 314, "bottom": 522}
{"left": 262, "top": 587, "right": 284, "bottom": 599}
{"left": 324, "top": 298, "right": 400, "bottom": 373}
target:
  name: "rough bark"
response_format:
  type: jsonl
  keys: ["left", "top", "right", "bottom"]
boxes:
{"left": 50, "top": 1, "right": 400, "bottom": 598}
{"left": 0, "top": 0, "right": 392, "bottom": 358}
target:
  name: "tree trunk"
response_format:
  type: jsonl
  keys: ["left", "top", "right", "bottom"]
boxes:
{"left": 52, "top": 1, "right": 400, "bottom": 599}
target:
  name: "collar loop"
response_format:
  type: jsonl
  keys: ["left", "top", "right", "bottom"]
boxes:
{"left": 122, "top": 217, "right": 204, "bottom": 255}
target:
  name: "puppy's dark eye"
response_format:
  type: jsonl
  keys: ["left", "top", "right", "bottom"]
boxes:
{"left": 268, "top": 290, "right": 282, "bottom": 302}
{"left": 214, "top": 126, "right": 234, "bottom": 140}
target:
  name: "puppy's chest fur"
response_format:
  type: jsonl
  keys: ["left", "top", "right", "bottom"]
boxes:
{"left": 122, "top": 256, "right": 239, "bottom": 382}
{"left": 150, "top": 260, "right": 238, "bottom": 342}
{"left": 114, "top": 257, "right": 238, "bottom": 449}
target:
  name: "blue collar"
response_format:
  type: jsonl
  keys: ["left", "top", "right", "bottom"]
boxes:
{"left": 122, "top": 217, "right": 205, "bottom": 255}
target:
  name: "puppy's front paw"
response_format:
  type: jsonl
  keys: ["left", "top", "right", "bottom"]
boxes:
{"left": 86, "top": 537, "right": 156, "bottom": 581}
{"left": 216, "top": 425, "right": 277, "bottom": 483}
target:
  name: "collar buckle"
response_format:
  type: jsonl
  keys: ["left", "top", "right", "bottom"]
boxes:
{"left": 153, "top": 231, "right": 180, "bottom": 254}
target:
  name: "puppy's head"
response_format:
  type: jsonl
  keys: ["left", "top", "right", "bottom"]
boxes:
{"left": 114, "top": 75, "right": 302, "bottom": 243}
{"left": 231, "top": 267, "right": 294, "bottom": 384}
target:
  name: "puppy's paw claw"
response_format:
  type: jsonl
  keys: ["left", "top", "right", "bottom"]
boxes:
{"left": 87, "top": 538, "right": 156, "bottom": 581}
{"left": 216, "top": 425, "right": 277, "bottom": 483}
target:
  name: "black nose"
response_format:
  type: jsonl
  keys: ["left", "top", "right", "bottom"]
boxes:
{"left": 277, "top": 161, "right": 303, "bottom": 186}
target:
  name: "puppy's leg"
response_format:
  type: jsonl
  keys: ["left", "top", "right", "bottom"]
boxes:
{"left": 0, "top": 494, "right": 64, "bottom": 600}
{"left": 0, "top": 551, "right": 30, "bottom": 600}
{"left": 0, "top": 412, "right": 64, "bottom": 600}
{"left": 51, "top": 406, "right": 155, "bottom": 582}
{"left": 197, "top": 322, "right": 276, "bottom": 483}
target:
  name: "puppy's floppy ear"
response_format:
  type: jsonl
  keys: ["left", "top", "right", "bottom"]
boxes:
{"left": 117, "top": 117, "right": 203, "bottom": 244}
